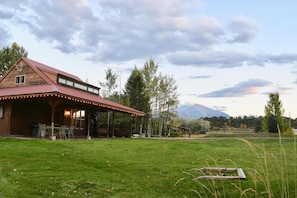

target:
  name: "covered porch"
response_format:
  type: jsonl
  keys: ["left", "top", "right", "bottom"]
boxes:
{"left": 0, "top": 92, "right": 142, "bottom": 139}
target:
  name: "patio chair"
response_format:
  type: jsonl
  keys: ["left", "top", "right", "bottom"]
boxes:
{"left": 67, "top": 126, "right": 75, "bottom": 139}
{"left": 59, "top": 125, "right": 67, "bottom": 140}
{"left": 37, "top": 124, "right": 46, "bottom": 138}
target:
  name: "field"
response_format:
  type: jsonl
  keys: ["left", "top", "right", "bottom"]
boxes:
{"left": 0, "top": 133, "right": 296, "bottom": 197}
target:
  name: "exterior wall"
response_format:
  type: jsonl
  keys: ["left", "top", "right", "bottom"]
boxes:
{"left": 10, "top": 99, "right": 51, "bottom": 136}
{"left": 0, "top": 61, "right": 46, "bottom": 88}
{"left": 0, "top": 102, "right": 11, "bottom": 136}
{"left": 43, "top": 71, "right": 57, "bottom": 84}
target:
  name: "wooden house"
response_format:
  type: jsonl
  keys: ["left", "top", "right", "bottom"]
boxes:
{"left": 0, "top": 57, "right": 144, "bottom": 139}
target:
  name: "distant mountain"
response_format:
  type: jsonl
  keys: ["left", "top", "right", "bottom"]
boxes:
{"left": 177, "top": 104, "right": 230, "bottom": 119}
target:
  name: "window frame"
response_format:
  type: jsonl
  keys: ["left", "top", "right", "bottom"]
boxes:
{"left": 15, "top": 75, "right": 26, "bottom": 84}
{"left": 72, "top": 110, "right": 85, "bottom": 130}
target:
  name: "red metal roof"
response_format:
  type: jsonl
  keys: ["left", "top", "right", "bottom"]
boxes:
{"left": 23, "top": 57, "right": 83, "bottom": 82}
{"left": 0, "top": 57, "right": 145, "bottom": 116}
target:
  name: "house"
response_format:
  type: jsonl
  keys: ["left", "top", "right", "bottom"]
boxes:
{"left": 0, "top": 57, "right": 144, "bottom": 139}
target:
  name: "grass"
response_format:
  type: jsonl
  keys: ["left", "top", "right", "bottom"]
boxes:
{"left": 0, "top": 134, "right": 296, "bottom": 197}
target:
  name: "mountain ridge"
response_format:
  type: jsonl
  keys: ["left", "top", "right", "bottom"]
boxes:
{"left": 177, "top": 103, "right": 230, "bottom": 119}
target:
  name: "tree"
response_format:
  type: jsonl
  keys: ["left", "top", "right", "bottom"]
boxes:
{"left": 0, "top": 42, "right": 28, "bottom": 76}
{"left": 254, "top": 116, "right": 263, "bottom": 132}
{"left": 98, "top": 68, "right": 119, "bottom": 136}
{"left": 263, "top": 92, "right": 290, "bottom": 133}
{"left": 142, "top": 58, "right": 159, "bottom": 116}
{"left": 155, "top": 74, "right": 179, "bottom": 135}
{"left": 124, "top": 67, "right": 150, "bottom": 135}
{"left": 267, "top": 114, "right": 278, "bottom": 133}
{"left": 99, "top": 68, "right": 118, "bottom": 99}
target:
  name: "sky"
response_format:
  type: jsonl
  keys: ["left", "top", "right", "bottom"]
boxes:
{"left": 1, "top": 0, "right": 297, "bottom": 118}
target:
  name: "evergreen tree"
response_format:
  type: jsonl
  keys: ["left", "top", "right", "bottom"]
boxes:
{"left": 263, "top": 92, "right": 289, "bottom": 133}
{"left": 124, "top": 67, "right": 150, "bottom": 135}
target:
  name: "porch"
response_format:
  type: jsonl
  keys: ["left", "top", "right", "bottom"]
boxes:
{"left": 0, "top": 97, "right": 134, "bottom": 139}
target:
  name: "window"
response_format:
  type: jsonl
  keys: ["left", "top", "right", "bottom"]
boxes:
{"left": 15, "top": 75, "right": 25, "bottom": 84}
{"left": 57, "top": 75, "right": 100, "bottom": 95}
{"left": 74, "top": 82, "right": 87, "bottom": 91}
{"left": 72, "top": 110, "right": 85, "bottom": 129}
{"left": 0, "top": 106, "right": 3, "bottom": 119}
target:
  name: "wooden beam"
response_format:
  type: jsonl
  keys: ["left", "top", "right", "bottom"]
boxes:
{"left": 129, "top": 116, "right": 132, "bottom": 138}
{"left": 111, "top": 111, "right": 115, "bottom": 137}
{"left": 87, "top": 110, "right": 91, "bottom": 139}
{"left": 46, "top": 99, "right": 60, "bottom": 139}
{"left": 194, "top": 167, "right": 247, "bottom": 180}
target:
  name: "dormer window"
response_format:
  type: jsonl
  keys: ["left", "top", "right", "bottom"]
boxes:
{"left": 57, "top": 74, "right": 100, "bottom": 95}
{"left": 15, "top": 75, "right": 25, "bottom": 84}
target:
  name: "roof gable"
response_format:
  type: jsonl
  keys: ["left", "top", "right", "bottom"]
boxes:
{"left": 23, "top": 57, "right": 82, "bottom": 83}
{"left": 0, "top": 59, "right": 46, "bottom": 88}
{"left": 0, "top": 57, "right": 84, "bottom": 87}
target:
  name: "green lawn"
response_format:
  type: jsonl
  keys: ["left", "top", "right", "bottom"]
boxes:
{"left": 0, "top": 135, "right": 296, "bottom": 197}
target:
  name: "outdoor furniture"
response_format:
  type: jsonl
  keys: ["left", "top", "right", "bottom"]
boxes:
{"left": 66, "top": 126, "right": 75, "bottom": 139}
{"left": 59, "top": 125, "right": 67, "bottom": 140}
{"left": 37, "top": 124, "right": 47, "bottom": 138}
{"left": 98, "top": 128, "right": 109, "bottom": 137}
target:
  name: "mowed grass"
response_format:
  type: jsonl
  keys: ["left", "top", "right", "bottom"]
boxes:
{"left": 0, "top": 136, "right": 296, "bottom": 197}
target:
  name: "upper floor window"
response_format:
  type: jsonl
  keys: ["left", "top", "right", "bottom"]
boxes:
{"left": 15, "top": 75, "right": 25, "bottom": 84}
{"left": 58, "top": 75, "right": 100, "bottom": 95}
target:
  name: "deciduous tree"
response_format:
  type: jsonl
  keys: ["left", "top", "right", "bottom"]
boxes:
{"left": 99, "top": 68, "right": 118, "bottom": 99}
{"left": 0, "top": 42, "right": 28, "bottom": 76}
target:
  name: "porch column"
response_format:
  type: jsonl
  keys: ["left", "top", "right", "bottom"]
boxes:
{"left": 47, "top": 99, "right": 59, "bottom": 140}
{"left": 111, "top": 111, "right": 115, "bottom": 137}
{"left": 87, "top": 110, "right": 91, "bottom": 139}
{"left": 129, "top": 116, "right": 132, "bottom": 138}
{"left": 4, "top": 102, "right": 12, "bottom": 136}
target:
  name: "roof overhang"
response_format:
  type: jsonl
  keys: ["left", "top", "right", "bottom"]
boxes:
{"left": 0, "top": 84, "right": 145, "bottom": 116}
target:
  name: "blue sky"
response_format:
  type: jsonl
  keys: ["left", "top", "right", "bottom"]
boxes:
{"left": 1, "top": 0, "right": 297, "bottom": 118}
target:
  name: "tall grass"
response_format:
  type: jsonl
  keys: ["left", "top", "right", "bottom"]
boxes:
{"left": 177, "top": 134, "right": 297, "bottom": 197}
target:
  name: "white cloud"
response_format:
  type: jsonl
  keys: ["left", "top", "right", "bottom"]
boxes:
{"left": 0, "top": 24, "right": 11, "bottom": 46}
{"left": 199, "top": 79, "right": 272, "bottom": 98}
{"left": 1, "top": 0, "right": 297, "bottom": 68}
{"left": 225, "top": 17, "right": 257, "bottom": 43}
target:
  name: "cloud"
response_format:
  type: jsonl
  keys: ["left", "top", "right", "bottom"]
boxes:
{"left": 0, "top": 24, "right": 11, "bottom": 46}
{"left": 189, "top": 75, "right": 211, "bottom": 79}
{"left": 0, "top": 0, "right": 257, "bottom": 63}
{"left": 262, "top": 86, "right": 293, "bottom": 95}
{"left": 274, "top": 87, "right": 292, "bottom": 95}
{"left": 167, "top": 50, "right": 253, "bottom": 68}
{"left": 212, "top": 105, "right": 227, "bottom": 112}
{"left": 225, "top": 17, "right": 257, "bottom": 43}
{"left": 266, "top": 53, "right": 297, "bottom": 64}
{"left": 199, "top": 79, "right": 272, "bottom": 98}
{"left": 0, "top": 10, "right": 14, "bottom": 19}
{"left": 1, "top": 0, "right": 297, "bottom": 69}
{"left": 0, "top": 0, "right": 100, "bottom": 53}
{"left": 167, "top": 50, "right": 297, "bottom": 68}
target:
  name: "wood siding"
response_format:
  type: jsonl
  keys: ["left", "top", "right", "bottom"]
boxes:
{"left": 0, "top": 102, "right": 11, "bottom": 135}
{"left": 10, "top": 99, "right": 51, "bottom": 136}
{"left": 43, "top": 71, "right": 57, "bottom": 84}
{"left": 0, "top": 61, "right": 46, "bottom": 88}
